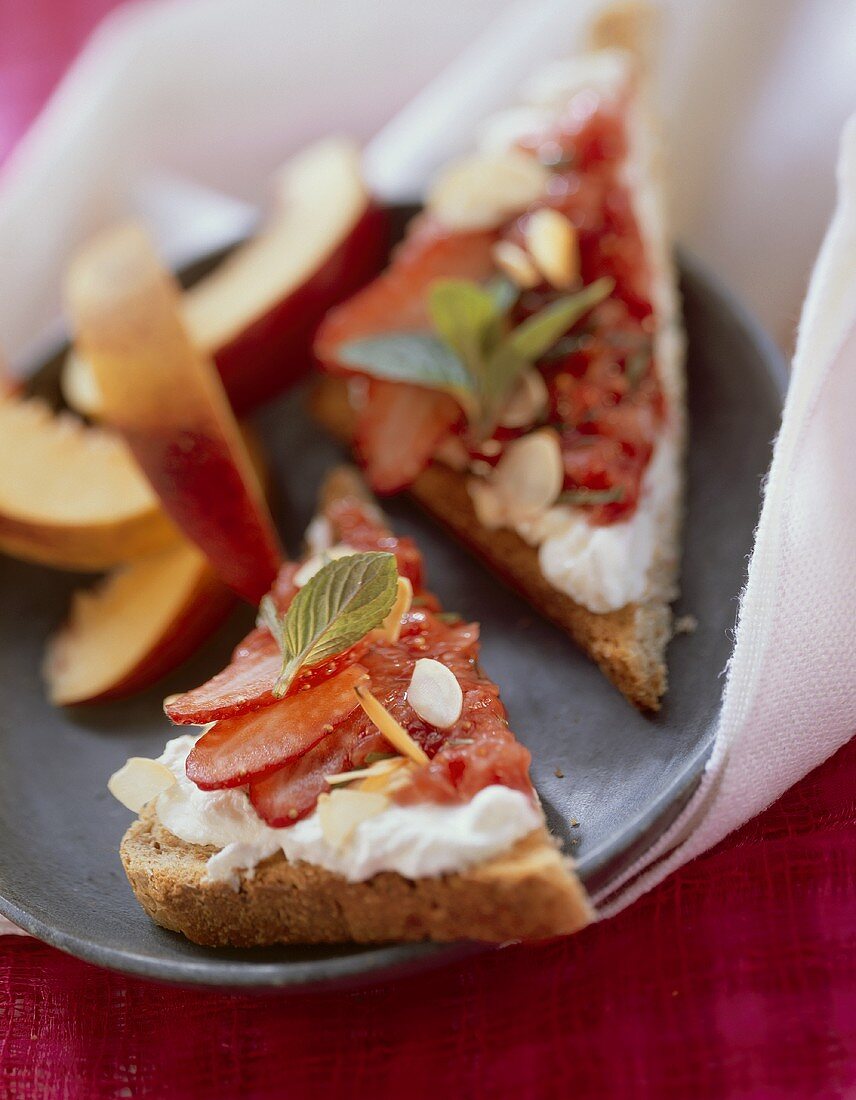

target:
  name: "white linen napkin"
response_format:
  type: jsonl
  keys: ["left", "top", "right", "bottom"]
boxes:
{"left": 595, "top": 117, "right": 856, "bottom": 912}
{"left": 0, "top": 0, "right": 854, "bottom": 936}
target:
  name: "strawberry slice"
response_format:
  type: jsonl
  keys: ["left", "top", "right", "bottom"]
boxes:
{"left": 165, "top": 631, "right": 369, "bottom": 726}
{"left": 323, "top": 496, "right": 426, "bottom": 590}
{"left": 316, "top": 217, "right": 498, "bottom": 353}
{"left": 249, "top": 727, "right": 359, "bottom": 826}
{"left": 166, "top": 629, "right": 281, "bottom": 725}
{"left": 165, "top": 500, "right": 426, "bottom": 726}
{"left": 315, "top": 218, "right": 497, "bottom": 493}
{"left": 356, "top": 381, "right": 460, "bottom": 494}
{"left": 185, "top": 664, "right": 366, "bottom": 790}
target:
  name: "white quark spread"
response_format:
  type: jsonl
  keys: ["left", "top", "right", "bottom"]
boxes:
{"left": 469, "top": 429, "right": 679, "bottom": 614}
{"left": 154, "top": 736, "right": 541, "bottom": 890}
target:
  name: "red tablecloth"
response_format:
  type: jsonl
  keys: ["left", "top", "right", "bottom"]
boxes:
{"left": 1, "top": 5, "right": 854, "bottom": 1097}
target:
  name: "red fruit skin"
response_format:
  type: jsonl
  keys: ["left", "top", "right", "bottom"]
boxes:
{"left": 355, "top": 381, "right": 461, "bottom": 495}
{"left": 59, "top": 570, "right": 235, "bottom": 706}
{"left": 120, "top": 427, "right": 282, "bottom": 606}
{"left": 249, "top": 729, "right": 360, "bottom": 827}
{"left": 185, "top": 664, "right": 366, "bottom": 790}
{"left": 216, "top": 203, "right": 389, "bottom": 415}
{"left": 165, "top": 628, "right": 281, "bottom": 725}
{"left": 165, "top": 632, "right": 370, "bottom": 726}
{"left": 165, "top": 502, "right": 432, "bottom": 726}
{"left": 313, "top": 218, "right": 498, "bottom": 494}
{"left": 316, "top": 217, "right": 497, "bottom": 354}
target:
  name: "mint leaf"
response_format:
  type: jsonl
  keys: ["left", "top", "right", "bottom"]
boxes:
{"left": 337, "top": 333, "right": 477, "bottom": 412}
{"left": 474, "top": 278, "right": 614, "bottom": 438}
{"left": 484, "top": 275, "right": 520, "bottom": 317}
{"left": 428, "top": 278, "right": 498, "bottom": 367}
{"left": 339, "top": 276, "right": 614, "bottom": 445}
{"left": 509, "top": 277, "right": 613, "bottom": 361}
{"left": 269, "top": 551, "right": 399, "bottom": 697}
{"left": 475, "top": 341, "right": 530, "bottom": 437}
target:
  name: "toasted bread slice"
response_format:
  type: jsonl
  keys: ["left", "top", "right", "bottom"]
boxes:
{"left": 119, "top": 469, "right": 592, "bottom": 945}
{"left": 122, "top": 807, "right": 591, "bottom": 946}
{"left": 313, "top": 5, "right": 684, "bottom": 711}
{"left": 313, "top": 379, "right": 677, "bottom": 711}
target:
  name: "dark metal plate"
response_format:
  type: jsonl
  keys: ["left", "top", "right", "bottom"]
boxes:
{"left": 0, "top": 249, "right": 785, "bottom": 988}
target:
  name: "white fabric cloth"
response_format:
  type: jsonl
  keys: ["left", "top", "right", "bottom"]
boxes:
{"left": 0, "top": 0, "right": 853, "bottom": 928}
{"left": 597, "top": 118, "right": 856, "bottom": 911}
{"left": 2, "top": 0, "right": 855, "bottom": 370}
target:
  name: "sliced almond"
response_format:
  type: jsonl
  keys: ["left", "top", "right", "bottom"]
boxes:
{"left": 382, "top": 576, "right": 413, "bottom": 643}
{"left": 492, "top": 240, "right": 540, "bottom": 289}
{"left": 499, "top": 368, "right": 549, "bottom": 429}
{"left": 427, "top": 151, "right": 549, "bottom": 231}
{"left": 359, "top": 759, "right": 413, "bottom": 794}
{"left": 467, "top": 477, "right": 506, "bottom": 529}
{"left": 325, "top": 757, "right": 405, "bottom": 787}
{"left": 354, "top": 679, "right": 430, "bottom": 765}
{"left": 304, "top": 515, "right": 333, "bottom": 555}
{"left": 317, "top": 789, "right": 389, "bottom": 849}
{"left": 407, "top": 658, "right": 463, "bottom": 730}
{"left": 293, "top": 544, "right": 356, "bottom": 587}
{"left": 492, "top": 428, "right": 564, "bottom": 516}
{"left": 525, "top": 209, "right": 579, "bottom": 289}
{"left": 108, "top": 757, "right": 176, "bottom": 812}
{"left": 435, "top": 435, "right": 471, "bottom": 472}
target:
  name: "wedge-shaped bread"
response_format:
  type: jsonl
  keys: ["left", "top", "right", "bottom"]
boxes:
{"left": 123, "top": 807, "right": 589, "bottom": 946}
{"left": 313, "top": 382, "right": 677, "bottom": 711}
{"left": 313, "top": 4, "right": 684, "bottom": 711}
{"left": 118, "top": 468, "right": 591, "bottom": 945}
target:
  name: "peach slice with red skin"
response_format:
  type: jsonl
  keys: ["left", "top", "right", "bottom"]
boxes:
{"left": 0, "top": 393, "right": 176, "bottom": 571}
{"left": 314, "top": 215, "right": 497, "bottom": 492}
{"left": 44, "top": 541, "right": 234, "bottom": 705}
{"left": 65, "top": 224, "right": 283, "bottom": 604}
{"left": 64, "top": 139, "right": 388, "bottom": 417}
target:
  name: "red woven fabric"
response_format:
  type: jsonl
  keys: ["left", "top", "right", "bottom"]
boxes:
{"left": 1, "top": 738, "right": 854, "bottom": 1099}
{"left": 1, "top": 5, "right": 855, "bottom": 1096}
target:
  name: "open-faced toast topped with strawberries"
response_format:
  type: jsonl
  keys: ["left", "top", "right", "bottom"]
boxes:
{"left": 313, "top": 5, "right": 684, "bottom": 710}
{"left": 110, "top": 467, "right": 592, "bottom": 946}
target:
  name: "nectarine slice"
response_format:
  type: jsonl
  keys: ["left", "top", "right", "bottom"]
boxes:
{"left": 62, "top": 139, "right": 387, "bottom": 417}
{"left": 0, "top": 395, "right": 176, "bottom": 570}
{"left": 44, "top": 541, "right": 234, "bottom": 705}
{"left": 65, "top": 224, "right": 283, "bottom": 604}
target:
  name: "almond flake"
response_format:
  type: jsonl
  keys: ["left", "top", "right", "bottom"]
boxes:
{"left": 108, "top": 757, "right": 176, "bottom": 813}
{"left": 325, "top": 757, "right": 406, "bottom": 787}
{"left": 382, "top": 576, "right": 413, "bottom": 642}
{"left": 354, "top": 679, "right": 430, "bottom": 765}
{"left": 359, "top": 759, "right": 413, "bottom": 794}
{"left": 427, "top": 152, "right": 550, "bottom": 231}
{"left": 499, "top": 368, "right": 549, "bottom": 429}
{"left": 492, "top": 240, "right": 540, "bottom": 289}
{"left": 492, "top": 428, "right": 564, "bottom": 516}
{"left": 293, "top": 545, "right": 357, "bottom": 588}
{"left": 525, "top": 209, "right": 579, "bottom": 289}
{"left": 317, "top": 789, "right": 389, "bottom": 849}
{"left": 407, "top": 658, "right": 463, "bottom": 730}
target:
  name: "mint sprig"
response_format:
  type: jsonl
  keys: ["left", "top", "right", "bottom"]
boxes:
{"left": 338, "top": 274, "right": 614, "bottom": 441}
{"left": 258, "top": 551, "right": 398, "bottom": 698}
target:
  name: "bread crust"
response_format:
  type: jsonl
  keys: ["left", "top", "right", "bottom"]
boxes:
{"left": 312, "top": 378, "right": 677, "bottom": 711}
{"left": 121, "top": 808, "right": 593, "bottom": 947}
